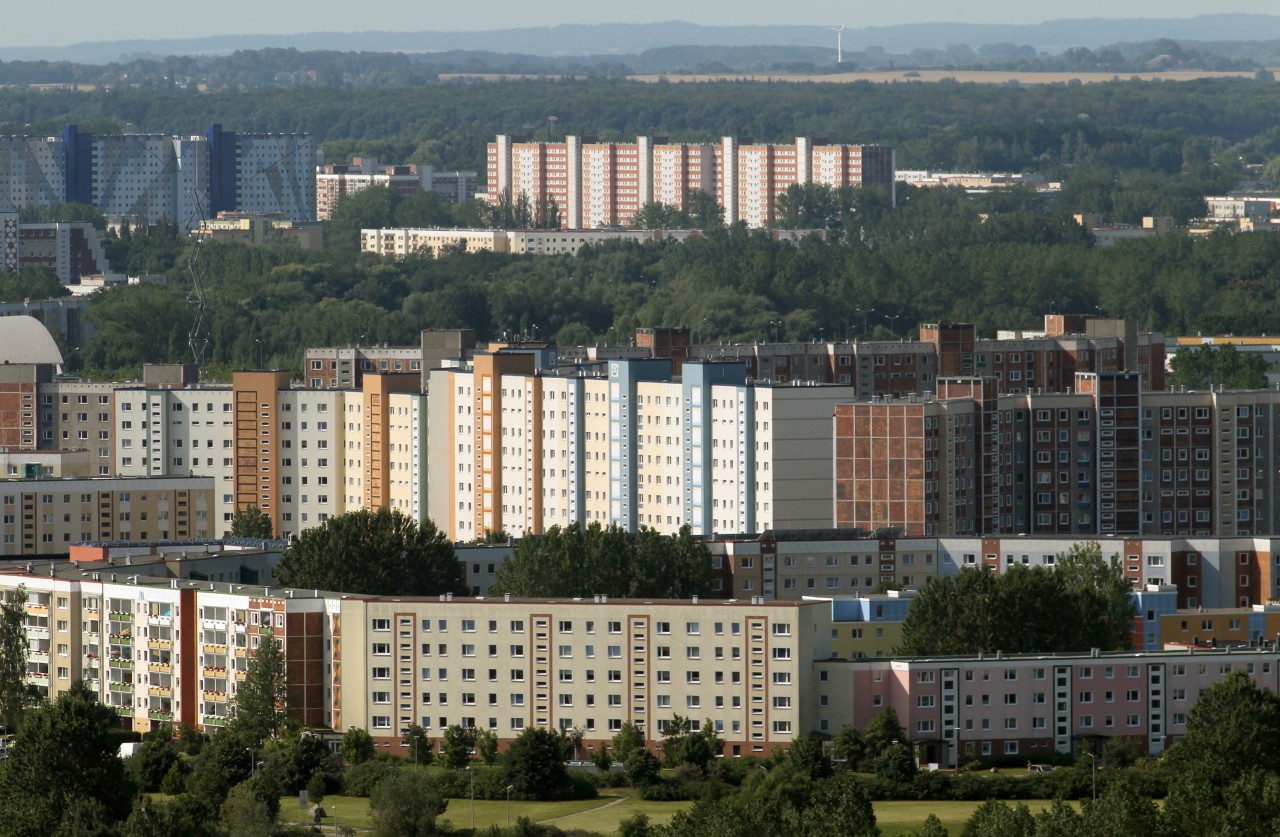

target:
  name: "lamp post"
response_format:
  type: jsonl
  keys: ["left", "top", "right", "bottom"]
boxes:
{"left": 769, "top": 319, "right": 783, "bottom": 343}
{"left": 856, "top": 307, "right": 876, "bottom": 339}
{"left": 467, "top": 765, "right": 475, "bottom": 830}
{"left": 882, "top": 313, "right": 901, "bottom": 339}
{"left": 507, "top": 784, "right": 514, "bottom": 829}
{"left": 1083, "top": 750, "right": 1098, "bottom": 800}
{"left": 244, "top": 748, "right": 253, "bottom": 777}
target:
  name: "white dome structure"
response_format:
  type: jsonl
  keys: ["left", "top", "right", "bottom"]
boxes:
{"left": 0, "top": 315, "right": 64, "bottom": 365}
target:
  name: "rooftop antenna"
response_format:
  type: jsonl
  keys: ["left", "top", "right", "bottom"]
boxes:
{"left": 830, "top": 23, "right": 847, "bottom": 66}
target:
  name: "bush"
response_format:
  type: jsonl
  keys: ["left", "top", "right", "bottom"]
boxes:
{"left": 160, "top": 761, "right": 187, "bottom": 796}
{"left": 342, "top": 760, "right": 401, "bottom": 797}
{"left": 639, "top": 776, "right": 702, "bottom": 802}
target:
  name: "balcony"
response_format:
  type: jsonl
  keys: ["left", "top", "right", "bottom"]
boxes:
{"left": 148, "top": 710, "right": 173, "bottom": 722}
{"left": 147, "top": 615, "right": 173, "bottom": 628}
{"left": 203, "top": 715, "right": 227, "bottom": 727}
{"left": 109, "top": 634, "right": 132, "bottom": 645}
{"left": 202, "top": 643, "right": 228, "bottom": 655}
{"left": 108, "top": 657, "right": 132, "bottom": 669}
{"left": 109, "top": 612, "right": 131, "bottom": 622}
{"left": 109, "top": 682, "right": 132, "bottom": 694}
{"left": 148, "top": 639, "right": 172, "bottom": 652}
{"left": 203, "top": 619, "right": 228, "bottom": 631}
{"left": 202, "top": 690, "right": 228, "bottom": 702}
{"left": 149, "top": 686, "right": 173, "bottom": 698}
{"left": 148, "top": 662, "right": 172, "bottom": 673}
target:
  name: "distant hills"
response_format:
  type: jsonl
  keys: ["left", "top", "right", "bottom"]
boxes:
{"left": 6, "top": 15, "right": 1280, "bottom": 64}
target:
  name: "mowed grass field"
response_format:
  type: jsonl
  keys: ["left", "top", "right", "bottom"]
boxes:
{"left": 276, "top": 793, "right": 1080, "bottom": 835}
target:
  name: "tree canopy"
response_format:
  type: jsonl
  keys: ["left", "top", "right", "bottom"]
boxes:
{"left": 490, "top": 522, "right": 714, "bottom": 599}
{"left": 231, "top": 628, "right": 288, "bottom": 745}
{"left": 1168, "top": 343, "right": 1269, "bottom": 391}
{"left": 228, "top": 505, "right": 274, "bottom": 539}
{"left": 0, "top": 681, "right": 136, "bottom": 835}
{"left": 897, "top": 542, "right": 1134, "bottom": 655}
{"left": 275, "top": 507, "right": 468, "bottom": 596}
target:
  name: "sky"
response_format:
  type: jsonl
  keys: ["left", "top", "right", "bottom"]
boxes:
{"left": 3, "top": 0, "right": 1279, "bottom": 48}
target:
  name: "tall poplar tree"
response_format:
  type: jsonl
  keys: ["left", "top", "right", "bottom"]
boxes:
{"left": 0, "top": 585, "right": 28, "bottom": 730}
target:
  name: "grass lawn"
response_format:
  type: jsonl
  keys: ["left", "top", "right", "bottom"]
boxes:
{"left": 874, "top": 799, "right": 1081, "bottom": 836}
{"left": 545, "top": 795, "right": 692, "bottom": 833}
{"left": 277, "top": 794, "right": 614, "bottom": 832}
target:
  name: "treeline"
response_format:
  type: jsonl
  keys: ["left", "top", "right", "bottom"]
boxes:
{"left": 2, "top": 76, "right": 1280, "bottom": 177}
{"left": 64, "top": 183, "right": 1280, "bottom": 377}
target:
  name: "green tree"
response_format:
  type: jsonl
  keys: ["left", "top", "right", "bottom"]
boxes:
{"left": 1168, "top": 344, "right": 1268, "bottom": 391}
{"left": 218, "top": 780, "right": 276, "bottom": 837}
{"left": 403, "top": 724, "right": 434, "bottom": 767}
{"left": 897, "top": 543, "right": 1133, "bottom": 656}
{"left": 1163, "top": 670, "right": 1280, "bottom": 830}
{"left": 231, "top": 628, "right": 288, "bottom": 744}
{"left": 789, "top": 734, "right": 833, "bottom": 780}
{"left": 276, "top": 508, "right": 467, "bottom": 597}
{"left": 227, "top": 505, "right": 273, "bottom": 539}
{"left": 624, "top": 748, "right": 662, "bottom": 788}
{"left": 128, "top": 722, "right": 180, "bottom": 792}
{"left": 863, "top": 708, "right": 906, "bottom": 760}
{"left": 475, "top": 727, "right": 499, "bottom": 765}
{"left": 1077, "top": 775, "right": 1160, "bottom": 837}
{"left": 917, "top": 813, "right": 950, "bottom": 837}
{"left": 505, "top": 726, "right": 570, "bottom": 800}
{"left": 0, "top": 681, "right": 136, "bottom": 835}
{"left": 831, "top": 724, "right": 867, "bottom": 770}
{"left": 342, "top": 726, "right": 376, "bottom": 765}
{"left": 1053, "top": 542, "right": 1136, "bottom": 652}
{"left": 873, "top": 741, "right": 917, "bottom": 784}
{"left": 1217, "top": 769, "right": 1280, "bottom": 837}
{"left": 960, "top": 800, "right": 1035, "bottom": 837}
{"left": 0, "top": 585, "right": 28, "bottom": 730}
{"left": 440, "top": 724, "right": 472, "bottom": 769}
{"left": 612, "top": 720, "right": 646, "bottom": 764}
{"left": 491, "top": 522, "right": 712, "bottom": 599}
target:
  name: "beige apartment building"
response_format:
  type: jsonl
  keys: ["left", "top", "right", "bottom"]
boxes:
{"left": 337, "top": 595, "right": 831, "bottom": 755}
{"left": 0, "top": 475, "right": 213, "bottom": 556}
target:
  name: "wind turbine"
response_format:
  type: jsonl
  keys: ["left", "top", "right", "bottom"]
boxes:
{"left": 830, "top": 23, "right": 847, "bottom": 66}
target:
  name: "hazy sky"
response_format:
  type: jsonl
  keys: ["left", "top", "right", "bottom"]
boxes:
{"left": 3, "top": 0, "right": 1279, "bottom": 47}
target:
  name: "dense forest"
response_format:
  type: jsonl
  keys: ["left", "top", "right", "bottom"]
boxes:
{"left": 2, "top": 76, "right": 1280, "bottom": 179}
{"left": 41, "top": 183, "right": 1280, "bottom": 379}
{"left": 0, "top": 76, "right": 1277, "bottom": 377}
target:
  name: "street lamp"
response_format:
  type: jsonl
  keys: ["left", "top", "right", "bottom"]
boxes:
{"left": 244, "top": 748, "right": 253, "bottom": 776}
{"left": 769, "top": 319, "right": 784, "bottom": 343}
{"left": 506, "top": 784, "right": 514, "bottom": 829}
{"left": 254, "top": 338, "right": 263, "bottom": 369}
{"left": 856, "top": 307, "right": 876, "bottom": 339}
{"left": 1082, "top": 750, "right": 1098, "bottom": 800}
{"left": 882, "top": 313, "right": 901, "bottom": 339}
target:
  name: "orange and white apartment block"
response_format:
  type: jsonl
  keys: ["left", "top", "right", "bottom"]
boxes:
{"left": 486, "top": 135, "right": 894, "bottom": 229}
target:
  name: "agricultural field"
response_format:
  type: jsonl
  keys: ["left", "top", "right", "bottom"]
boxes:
{"left": 628, "top": 69, "right": 1270, "bottom": 84}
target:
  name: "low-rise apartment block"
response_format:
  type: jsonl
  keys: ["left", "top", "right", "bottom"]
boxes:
{"left": 817, "top": 647, "right": 1280, "bottom": 767}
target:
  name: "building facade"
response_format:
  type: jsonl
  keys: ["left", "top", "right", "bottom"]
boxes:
{"left": 0, "top": 125, "right": 314, "bottom": 227}
{"left": 485, "top": 135, "right": 894, "bottom": 229}
{"left": 316, "top": 157, "right": 478, "bottom": 220}
{"left": 426, "top": 355, "right": 855, "bottom": 541}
